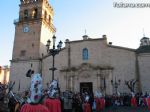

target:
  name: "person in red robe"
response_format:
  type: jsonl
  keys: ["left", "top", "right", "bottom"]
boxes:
{"left": 130, "top": 92, "right": 137, "bottom": 108}
{"left": 147, "top": 96, "right": 150, "bottom": 110}
{"left": 95, "top": 91, "right": 105, "bottom": 112}
{"left": 43, "top": 80, "right": 61, "bottom": 112}
{"left": 20, "top": 73, "right": 49, "bottom": 112}
{"left": 99, "top": 97, "right": 105, "bottom": 111}
{"left": 143, "top": 96, "right": 147, "bottom": 106}
{"left": 83, "top": 94, "right": 91, "bottom": 112}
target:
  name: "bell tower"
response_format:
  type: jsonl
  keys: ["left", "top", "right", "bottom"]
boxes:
{"left": 10, "top": 0, "right": 55, "bottom": 92}
{"left": 13, "top": 0, "right": 55, "bottom": 60}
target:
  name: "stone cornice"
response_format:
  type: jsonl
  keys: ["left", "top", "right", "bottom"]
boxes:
{"left": 10, "top": 58, "right": 42, "bottom": 63}
{"left": 137, "top": 53, "right": 150, "bottom": 56}
{"left": 67, "top": 38, "right": 106, "bottom": 44}
{"left": 65, "top": 37, "right": 136, "bottom": 52}
{"left": 60, "top": 63, "right": 113, "bottom": 72}
{"left": 20, "top": 0, "right": 54, "bottom": 14}
{"left": 108, "top": 44, "right": 135, "bottom": 52}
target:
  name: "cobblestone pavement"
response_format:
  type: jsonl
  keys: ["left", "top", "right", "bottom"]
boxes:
{"left": 103, "top": 106, "right": 149, "bottom": 112}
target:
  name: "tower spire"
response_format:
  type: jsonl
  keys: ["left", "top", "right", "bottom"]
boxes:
{"left": 143, "top": 28, "right": 145, "bottom": 37}
{"left": 83, "top": 29, "right": 88, "bottom": 40}
{"left": 85, "top": 29, "right": 87, "bottom": 35}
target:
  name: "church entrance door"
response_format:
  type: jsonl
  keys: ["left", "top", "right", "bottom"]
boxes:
{"left": 80, "top": 82, "right": 93, "bottom": 94}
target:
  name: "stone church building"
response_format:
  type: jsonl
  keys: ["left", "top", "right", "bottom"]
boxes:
{"left": 10, "top": 0, "right": 150, "bottom": 95}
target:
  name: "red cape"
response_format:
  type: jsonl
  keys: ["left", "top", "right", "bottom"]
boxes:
{"left": 20, "top": 103, "right": 49, "bottom": 112}
{"left": 83, "top": 102, "right": 91, "bottom": 112}
{"left": 131, "top": 97, "right": 137, "bottom": 107}
{"left": 43, "top": 98, "right": 61, "bottom": 112}
{"left": 95, "top": 97, "right": 105, "bottom": 111}
{"left": 147, "top": 97, "right": 150, "bottom": 110}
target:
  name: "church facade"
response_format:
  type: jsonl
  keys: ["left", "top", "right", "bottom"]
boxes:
{"left": 10, "top": 0, "right": 150, "bottom": 95}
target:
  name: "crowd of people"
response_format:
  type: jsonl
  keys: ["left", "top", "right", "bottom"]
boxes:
{"left": 60, "top": 91, "right": 150, "bottom": 112}
{"left": 1, "top": 74, "right": 150, "bottom": 112}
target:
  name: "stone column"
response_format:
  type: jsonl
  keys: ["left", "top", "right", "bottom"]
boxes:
{"left": 135, "top": 54, "right": 142, "bottom": 92}
{"left": 108, "top": 69, "right": 113, "bottom": 95}
{"left": 97, "top": 69, "right": 101, "bottom": 90}
{"left": 70, "top": 76, "right": 73, "bottom": 91}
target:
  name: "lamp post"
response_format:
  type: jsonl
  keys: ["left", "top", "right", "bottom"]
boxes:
{"left": 111, "top": 77, "right": 121, "bottom": 94}
{"left": 46, "top": 35, "right": 63, "bottom": 80}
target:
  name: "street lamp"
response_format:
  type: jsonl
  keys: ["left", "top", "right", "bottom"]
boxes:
{"left": 46, "top": 35, "right": 63, "bottom": 80}
{"left": 111, "top": 77, "right": 121, "bottom": 94}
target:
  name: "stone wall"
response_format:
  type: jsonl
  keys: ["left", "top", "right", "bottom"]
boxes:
{"left": 42, "top": 37, "right": 137, "bottom": 94}
{"left": 138, "top": 53, "right": 150, "bottom": 93}
{"left": 10, "top": 60, "right": 41, "bottom": 92}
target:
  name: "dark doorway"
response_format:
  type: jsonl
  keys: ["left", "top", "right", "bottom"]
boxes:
{"left": 80, "top": 82, "right": 93, "bottom": 94}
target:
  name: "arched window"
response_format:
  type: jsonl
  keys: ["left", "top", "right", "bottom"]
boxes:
{"left": 45, "top": 11, "right": 47, "bottom": 20}
{"left": 32, "top": 8, "right": 38, "bottom": 18}
{"left": 49, "top": 15, "right": 51, "bottom": 23}
{"left": 24, "top": 10, "right": 28, "bottom": 19}
{"left": 82, "top": 48, "right": 88, "bottom": 60}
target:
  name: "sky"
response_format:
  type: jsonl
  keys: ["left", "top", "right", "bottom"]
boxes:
{"left": 0, "top": 0, "right": 150, "bottom": 66}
